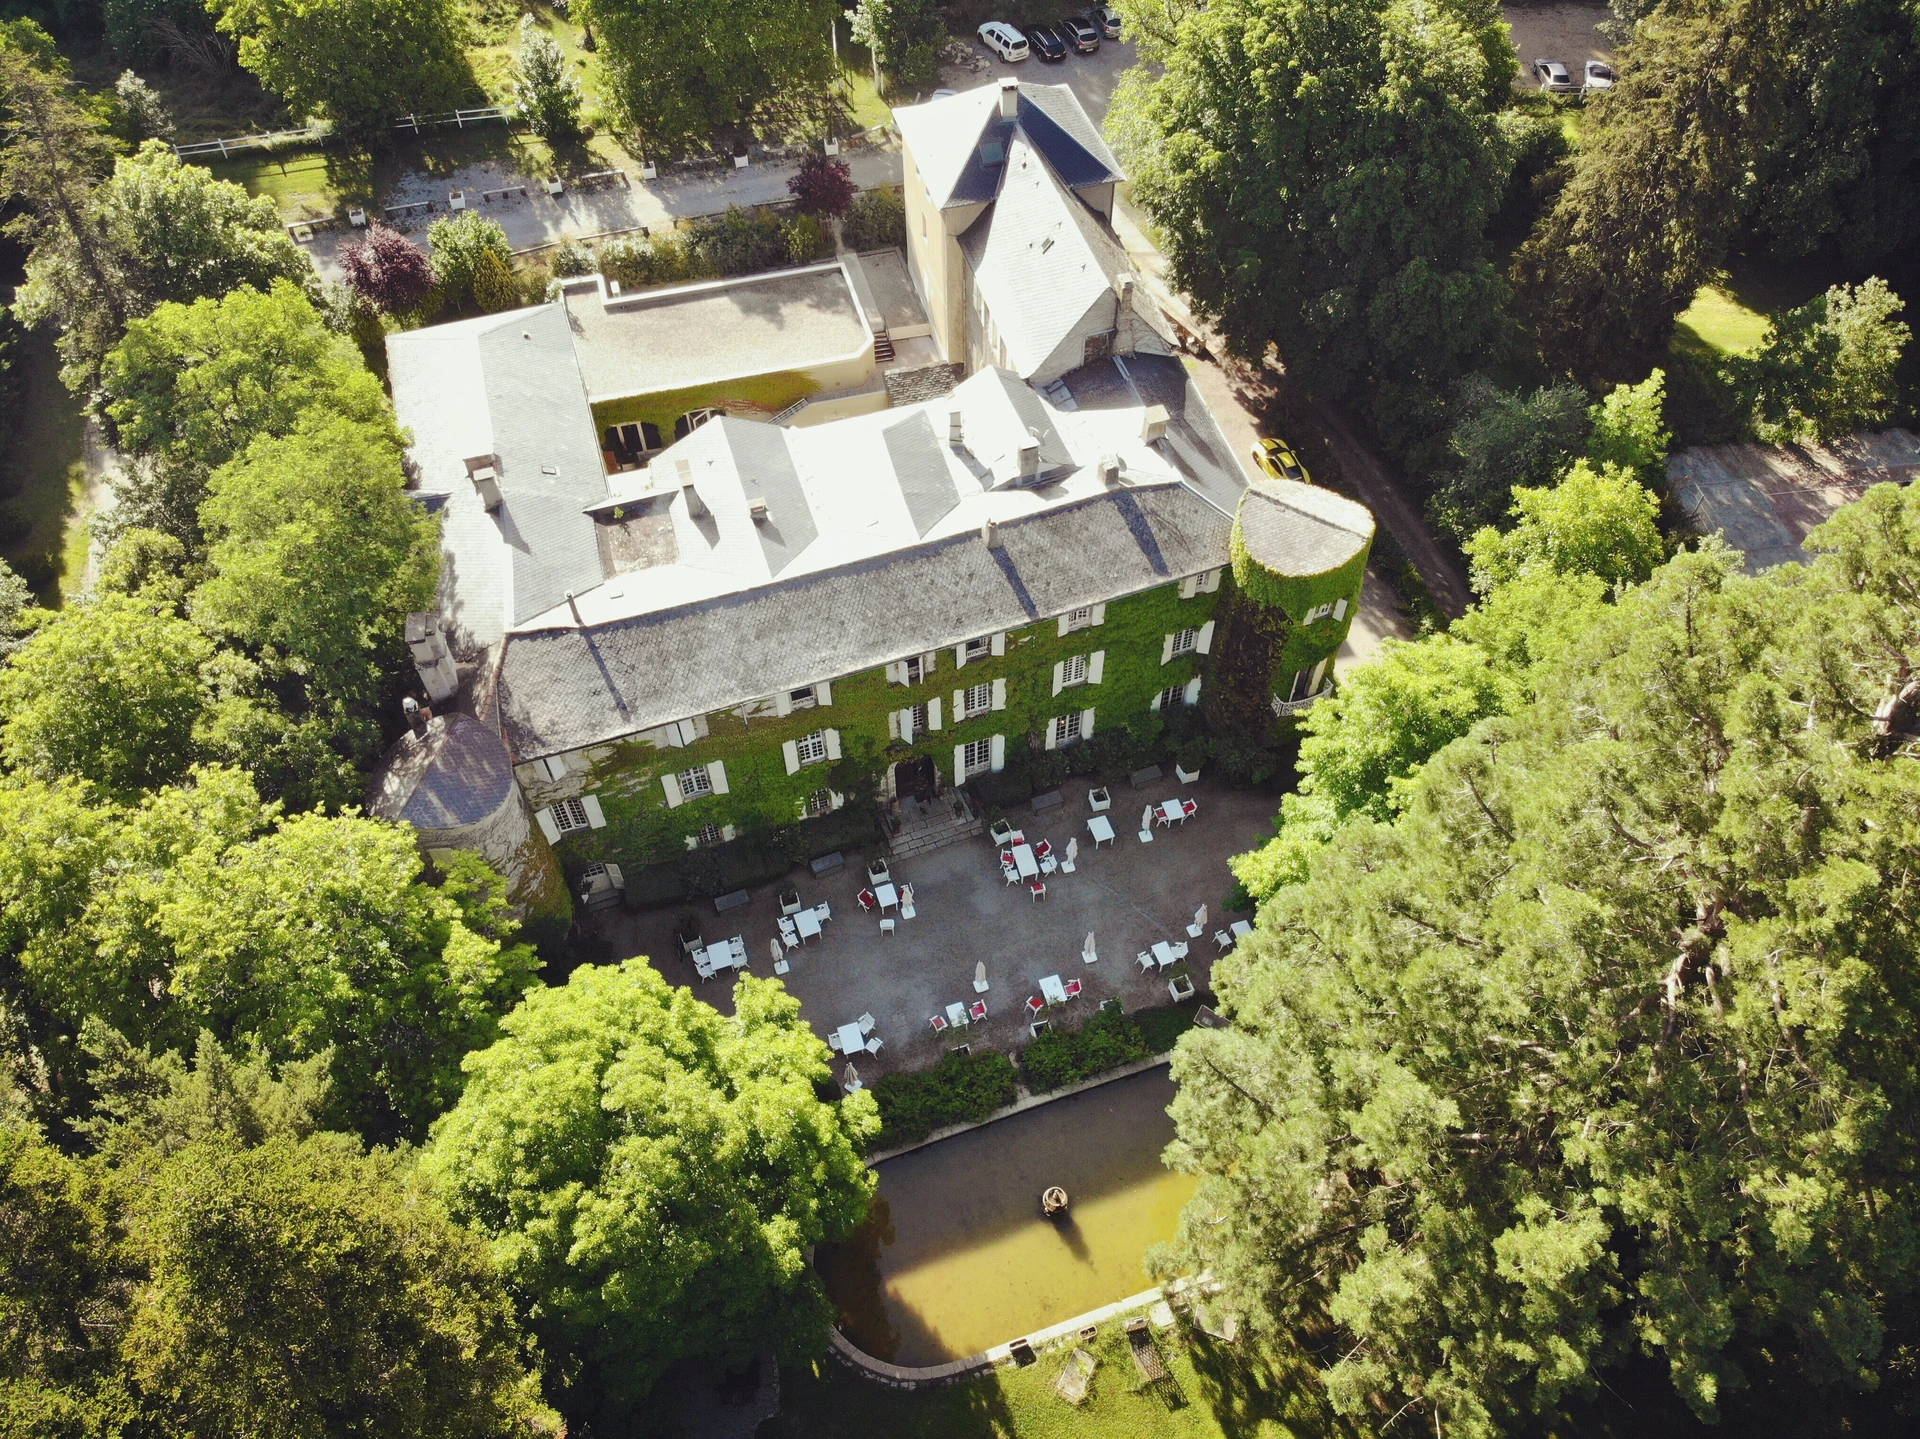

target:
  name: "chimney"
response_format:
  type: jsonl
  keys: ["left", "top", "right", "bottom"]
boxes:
{"left": 404, "top": 611, "right": 459, "bottom": 704}
{"left": 402, "top": 696, "right": 427, "bottom": 738}
{"left": 982, "top": 518, "right": 1001, "bottom": 549}
{"left": 566, "top": 590, "right": 585, "bottom": 627}
{"left": 1097, "top": 454, "right": 1122, "bottom": 485}
{"left": 471, "top": 465, "right": 503, "bottom": 510}
{"left": 1018, "top": 439, "right": 1041, "bottom": 477}
{"left": 1114, "top": 274, "right": 1135, "bottom": 304}
{"left": 998, "top": 77, "right": 1019, "bottom": 119}
{"left": 1141, "top": 404, "right": 1170, "bottom": 444}
{"left": 677, "top": 458, "right": 708, "bottom": 517}
{"left": 948, "top": 409, "right": 964, "bottom": 446}
{"left": 749, "top": 498, "right": 769, "bottom": 523}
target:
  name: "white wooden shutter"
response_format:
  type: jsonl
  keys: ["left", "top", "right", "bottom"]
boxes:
{"left": 684, "top": 834, "right": 699, "bottom": 850}
{"left": 824, "top": 728, "right": 841, "bottom": 760}
{"left": 581, "top": 795, "right": 606, "bottom": 828}
{"left": 1150, "top": 689, "right": 1163, "bottom": 712}
{"left": 888, "top": 709, "right": 901, "bottom": 741}
{"left": 542, "top": 755, "right": 568, "bottom": 781}
{"left": 782, "top": 740, "right": 801, "bottom": 774}
{"left": 662, "top": 772, "right": 685, "bottom": 808}
{"left": 707, "top": 760, "right": 728, "bottom": 794}
{"left": 953, "top": 688, "right": 966, "bottom": 720}
{"left": 817, "top": 679, "right": 832, "bottom": 705}
{"left": 990, "top": 632, "right": 1006, "bottom": 656}
{"left": 535, "top": 807, "right": 560, "bottom": 842}
{"left": 1196, "top": 620, "right": 1216, "bottom": 654}
{"left": 989, "top": 734, "right": 1005, "bottom": 771}
{"left": 1179, "top": 575, "right": 1198, "bottom": 599}
{"left": 1044, "top": 718, "right": 1058, "bottom": 751}
{"left": 1333, "top": 597, "right": 1348, "bottom": 621}
{"left": 721, "top": 823, "right": 736, "bottom": 842}
{"left": 1057, "top": 614, "right": 1071, "bottom": 638}
{"left": 954, "top": 742, "right": 968, "bottom": 782}
{"left": 928, "top": 697, "right": 943, "bottom": 732}
{"left": 920, "top": 652, "right": 936, "bottom": 677}
{"left": 1184, "top": 676, "right": 1202, "bottom": 705}
{"left": 605, "top": 863, "right": 624, "bottom": 887}
{"left": 1090, "top": 602, "right": 1105, "bottom": 626}
{"left": 774, "top": 689, "right": 793, "bottom": 717}
{"left": 886, "top": 661, "right": 905, "bottom": 684}
{"left": 898, "top": 707, "right": 914, "bottom": 742}
{"left": 1052, "top": 661, "right": 1065, "bottom": 696}
{"left": 1088, "top": 650, "right": 1105, "bottom": 684}
{"left": 830, "top": 790, "right": 844, "bottom": 809}
{"left": 1160, "top": 633, "right": 1176, "bottom": 665}
{"left": 991, "top": 678, "right": 1007, "bottom": 710}
{"left": 954, "top": 644, "right": 968, "bottom": 669}
{"left": 1203, "top": 568, "right": 1223, "bottom": 593}
{"left": 1081, "top": 708, "right": 1096, "bottom": 740}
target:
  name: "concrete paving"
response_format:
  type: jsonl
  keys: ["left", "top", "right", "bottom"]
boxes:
{"left": 599, "top": 778, "right": 1279, "bottom": 1078}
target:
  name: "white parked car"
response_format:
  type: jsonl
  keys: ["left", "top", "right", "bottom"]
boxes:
{"left": 1583, "top": 60, "right": 1617, "bottom": 93}
{"left": 979, "top": 20, "right": 1030, "bottom": 61}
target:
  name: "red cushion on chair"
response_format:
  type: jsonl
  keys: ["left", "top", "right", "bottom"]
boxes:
{"left": 857, "top": 890, "right": 876, "bottom": 910}
{"left": 1026, "top": 996, "right": 1044, "bottom": 1014}
{"left": 1065, "top": 979, "right": 1082, "bottom": 997}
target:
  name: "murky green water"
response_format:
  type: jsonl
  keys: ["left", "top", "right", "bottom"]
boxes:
{"left": 817, "top": 1066, "right": 1199, "bottom": 1366}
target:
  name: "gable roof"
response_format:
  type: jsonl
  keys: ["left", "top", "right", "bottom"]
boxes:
{"left": 895, "top": 83, "right": 1124, "bottom": 211}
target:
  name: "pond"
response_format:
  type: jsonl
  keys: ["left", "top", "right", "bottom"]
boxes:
{"left": 817, "top": 1066, "right": 1199, "bottom": 1366}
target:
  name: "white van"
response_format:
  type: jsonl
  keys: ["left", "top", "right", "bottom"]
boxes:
{"left": 978, "top": 21, "right": 1030, "bottom": 61}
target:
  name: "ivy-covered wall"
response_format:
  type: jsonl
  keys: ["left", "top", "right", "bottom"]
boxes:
{"left": 528, "top": 575, "right": 1226, "bottom": 872}
{"left": 1229, "top": 513, "right": 1372, "bottom": 693}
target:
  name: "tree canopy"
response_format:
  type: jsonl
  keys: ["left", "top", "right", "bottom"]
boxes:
{"left": 212, "top": 0, "right": 474, "bottom": 139}
{"left": 425, "top": 961, "right": 879, "bottom": 1423}
{"left": 1171, "top": 482, "right": 1920, "bottom": 1434}
{"left": 1108, "top": 0, "right": 1514, "bottom": 446}
{"left": 1467, "top": 459, "right": 1666, "bottom": 592}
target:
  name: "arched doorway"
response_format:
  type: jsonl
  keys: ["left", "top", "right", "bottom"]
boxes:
{"left": 892, "top": 754, "right": 936, "bottom": 804}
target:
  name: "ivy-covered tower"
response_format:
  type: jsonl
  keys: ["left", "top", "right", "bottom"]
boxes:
{"left": 1204, "top": 478, "right": 1375, "bottom": 738}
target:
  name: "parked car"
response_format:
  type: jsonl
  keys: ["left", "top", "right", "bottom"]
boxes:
{"left": 1060, "top": 13, "right": 1100, "bottom": 51}
{"left": 1249, "top": 436, "right": 1309, "bottom": 484}
{"left": 1089, "top": 4, "right": 1122, "bottom": 38}
{"left": 978, "top": 20, "right": 1029, "bottom": 61}
{"left": 931, "top": 88, "right": 958, "bottom": 98}
{"left": 1534, "top": 58, "right": 1576, "bottom": 92}
{"left": 1583, "top": 59, "right": 1616, "bottom": 92}
{"left": 1026, "top": 21, "right": 1068, "bottom": 60}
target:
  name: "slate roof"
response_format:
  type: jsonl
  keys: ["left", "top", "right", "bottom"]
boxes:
{"left": 1056, "top": 352, "right": 1245, "bottom": 517}
{"left": 718, "top": 418, "right": 816, "bottom": 575}
{"left": 367, "top": 714, "right": 516, "bottom": 830}
{"left": 1235, "top": 478, "right": 1375, "bottom": 577}
{"left": 885, "top": 411, "right": 961, "bottom": 535}
{"left": 497, "top": 482, "right": 1234, "bottom": 758}
{"left": 895, "top": 84, "right": 1124, "bottom": 211}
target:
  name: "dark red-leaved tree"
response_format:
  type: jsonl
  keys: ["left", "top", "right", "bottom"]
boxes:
{"left": 340, "top": 224, "right": 436, "bottom": 315}
{"left": 787, "top": 153, "right": 856, "bottom": 221}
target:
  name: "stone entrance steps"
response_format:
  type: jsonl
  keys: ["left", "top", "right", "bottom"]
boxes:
{"left": 888, "top": 796, "right": 983, "bottom": 859}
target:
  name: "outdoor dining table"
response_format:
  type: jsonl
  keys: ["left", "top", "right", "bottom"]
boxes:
{"left": 834, "top": 1023, "right": 867, "bottom": 1055}
{"left": 794, "top": 908, "right": 822, "bottom": 942}
{"left": 945, "top": 1001, "right": 970, "bottom": 1029}
{"left": 1158, "top": 799, "right": 1188, "bottom": 827}
{"left": 1152, "top": 940, "right": 1179, "bottom": 969}
{"left": 1040, "top": 973, "right": 1067, "bottom": 1005}
{"left": 1011, "top": 843, "right": 1039, "bottom": 878}
{"left": 1230, "top": 919, "right": 1253, "bottom": 939}
{"left": 876, "top": 882, "right": 899, "bottom": 912}
{"left": 1086, "top": 815, "right": 1115, "bottom": 847}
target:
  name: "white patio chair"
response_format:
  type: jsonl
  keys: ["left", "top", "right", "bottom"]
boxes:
{"left": 879, "top": 918, "right": 896, "bottom": 936}
{"left": 1138, "top": 951, "right": 1155, "bottom": 972}
{"left": 1171, "top": 940, "right": 1190, "bottom": 961}
{"left": 858, "top": 1013, "right": 876, "bottom": 1033}
{"left": 1215, "top": 929, "right": 1233, "bottom": 952}
{"left": 865, "top": 1037, "right": 883, "bottom": 1054}
{"left": 827, "top": 1032, "right": 844, "bottom": 1053}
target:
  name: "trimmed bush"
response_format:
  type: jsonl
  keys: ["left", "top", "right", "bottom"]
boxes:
{"left": 1021, "top": 1006, "right": 1151, "bottom": 1092}
{"left": 871, "top": 1049, "right": 1017, "bottom": 1148}
{"left": 842, "top": 185, "right": 905, "bottom": 251}
{"left": 1134, "top": 1002, "right": 1201, "bottom": 1056}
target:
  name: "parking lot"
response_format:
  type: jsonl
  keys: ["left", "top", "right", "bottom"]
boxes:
{"left": 1503, "top": 1, "right": 1615, "bottom": 86}
{"left": 940, "top": 27, "right": 1143, "bottom": 131}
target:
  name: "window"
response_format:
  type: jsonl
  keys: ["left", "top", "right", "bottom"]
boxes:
{"left": 1060, "top": 653, "right": 1088, "bottom": 688}
{"left": 963, "top": 681, "right": 992, "bottom": 718}
{"left": 674, "top": 407, "right": 722, "bottom": 440}
{"left": 964, "top": 637, "right": 990, "bottom": 663}
{"left": 1170, "top": 627, "right": 1199, "bottom": 657}
{"left": 676, "top": 765, "right": 712, "bottom": 797}
{"left": 1052, "top": 711, "right": 1084, "bottom": 746}
{"left": 902, "top": 654, "right": 931, "bottom": 684}
{"left": 805, "top": 788, "right": 834, "bottom": 817}
{"left": 909, "top": 702, "right": 929, "bottom": 736}
{"left": 1157, "top": 685, "right": 1186, "bottom": 712}
{"left": 581, "top": 861, "right": 608, "bottom": 883}
{"left": 1083, "top": 330, "right": 1115, "bottom": 365}
{"left": 961, "top": 737, "right": 993, "bottom": 779}
{"left": 1305, "top": 601, "right": 1335, "bottom": 623}
{"left": 552, "top": 797, "right": 591, "bottom": 834}
{"left": 796, "top": 730, "right": 828, "bottom": 766}
{"left": 788, "top": 685, "right": 818, "bottom": 710}
{"left": 1063, "top": 606, "right": 1095, "bottom": 634}
{"left": 1289, "top": 661, "right": 1328, "bottom": 703}
{"left": 696, "top": 822, "right": 725, "bottom": 848}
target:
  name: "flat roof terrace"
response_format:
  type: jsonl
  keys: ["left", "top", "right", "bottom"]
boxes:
{"left": 561, "top": 263, "right": 874, "bottom": 403}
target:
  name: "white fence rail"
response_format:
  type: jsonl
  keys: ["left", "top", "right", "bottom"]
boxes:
{"left": 174, "top": 106, "right": 512, "bottom": 158}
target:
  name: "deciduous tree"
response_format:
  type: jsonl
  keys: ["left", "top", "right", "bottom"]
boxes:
{"left": 1736, "top": 278, "right": 1911, "bottom": 444}
{"left": 425, "top": 962, "right": 879, "bottom": 1425}
{"left": 787, "top": 151, "right": 853, "bottom": 220}
{"left": 1467, "top": 459, "right": 1665, "bottom": 592}
{"left": 340, "top": 223, "right": 437, "bottom": 314}
{"left": 507, "top": 23, "right": 582, "bottom": 141}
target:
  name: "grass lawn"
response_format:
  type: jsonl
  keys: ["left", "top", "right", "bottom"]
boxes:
{"left": 776, "top": 1319, "right": 1337, "bottom": 1439}
{"left": 0, "top": 327, "right": 91, "bottom": 604}
{"left": 1673, "top": 283, "right": 1769, "bottom": 358}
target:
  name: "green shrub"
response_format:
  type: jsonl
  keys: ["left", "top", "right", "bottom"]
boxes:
{"left": 842, "top": 185, "right": 906, "bottom": 252}
{"left": 1021, "top": 1006, "right": 1151, "bottom": 1092}
{"left": 871, "top": 1049, "right": 1017, "bottom": 1147}
{"left": 784, "top": 213, "right": 834, "bottom": 265}
{"left": 688, "top": 206, "right": 798, "bottom": 277}
{"left": 599, "top": 231, "right": 710, "bottom": 289}
{"left": 548, "top": 239, "right": 597, "bottom": 278}
{"left": 1134, "top": 1003, "right": 1201, "bottom": 1056}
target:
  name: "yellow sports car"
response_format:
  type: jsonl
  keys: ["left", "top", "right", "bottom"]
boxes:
{"left": 1249, "top": 436, "right": 1309, "bottom": 484}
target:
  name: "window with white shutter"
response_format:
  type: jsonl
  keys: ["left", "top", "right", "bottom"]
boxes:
{"left": 1170, "top": 627, "right": 1199, "bottom": 657}
{"left": 960, "top": 737, "right": 993, "bottom": 779}
{"left": 787, "top": 685, "right": 819, "bottom": 710}
{"left": 795, "top": 730, "right": 828, "bottom": 765}
{"left": 804, "top": 788, "right": 834, "bottom": 817}
{"left": 552, "top": 797, "right": 592, "bottom": 834}
{"left": 676, "top": 765, "right": 712, "bottom": 797}
{"left": 963, "top": 681, "right": 991, "bottom": 718}
{"left": 695, "top": 822, "right": 724, "bottom": 848}
{"left": 1060, "top": 653, "right": 1088, "bottom": 687}
{"left": 1059, "top": 605, "right": 1095, "bottom": 635}
{"left": 1155, "top": 684, "right": 1185, "bottom": 712}
{"left": 1052, "top": 711, "right": 1084, "bottom": 746}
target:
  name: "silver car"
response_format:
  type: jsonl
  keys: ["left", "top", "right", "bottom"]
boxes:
{"left": 1583, "top": 60, "right": 1617, "bottom": 93}
{"left": 1534, "top": 59, "right": 1576, "bottom": 93}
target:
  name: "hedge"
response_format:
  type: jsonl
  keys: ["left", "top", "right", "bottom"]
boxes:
{"left": 870, "top": 1049, "right": 1018, "bottom": 1148}
{"left": 1021, "top": 1003, "right": 1203, "bottom": 1093}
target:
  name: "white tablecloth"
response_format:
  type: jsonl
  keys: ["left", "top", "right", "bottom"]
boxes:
{"left": 1087, "top": 815, "right": 1115, "bottom": 846}
{"left": 1040, "top": 974, "right": 1067, "bottom": 1004}
{"left": 835, "top": 1024, "right": 867, "bottom": 1054}
{"left": 1230, "top": 919, "right": 1253, "bottom": 939}
{"left": 1011, "top": 844, "right": 1039, "bottom": 878}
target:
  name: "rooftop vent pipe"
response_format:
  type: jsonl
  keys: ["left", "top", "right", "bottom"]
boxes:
{"left": 1097, "top": 454, "right": 1122, "bottom": 485}
{"left": 1018, "top": 440, "right": 1041, "bottom": 477}
{"left": 949, "top": 409, "right": 964, "bottom": 446}
{"left": 982, "top": 518, "right": 1001, "bottom": 549}
{"left": 998, "top": 77, "right": 1019, "bottom": 119}
{"left": 749, "top": 498, "right": 769, "bottom": 523}
{"left": 470, "top": 465, "right": 503, "bottom": 511}
{"left": 1141, "top": 404, "right": 1170, "bottom": 444}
